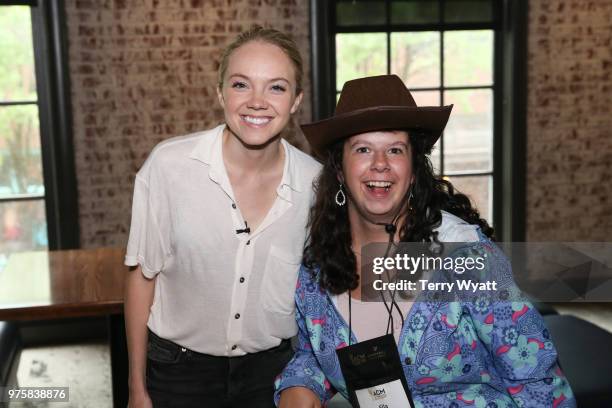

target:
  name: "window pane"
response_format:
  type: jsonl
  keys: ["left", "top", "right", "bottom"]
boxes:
{"left": 0, "top": 105, "right": 44, "bottom": 197}
{"left": 446, "top": 175, "right": 491, "bottom": 223}
{"left": 410, "top": 91, "right": 441, "bottom": 173}
{"left": 336, "top": 33, "right": 387, "bottom": 90}
{"left": 444, "top": 0, "right": 493, "bottom": 23}
{"left": 444, "top": 30, "right": 493, "bottom": 87}
{"left": 0, "top": 200, "right": 48, "bottom": 271}
{"left": 0, "top": 6, "right": 37, "bottom": 102}
{"left": 391, "top": 0, "right": 439, "bottom": 24}
{"left": 391, "top": 32, "right": 440, "bottom": 88}
{"left": 443, "top": 89, "right": 492, "bottom": 172}
{"left": 0, "top": 251, "right": 51, "bottom": 303}
{"left": 336, "top": 0, "right": 386, "bottom": 26}
{"left": 410, "top": 90, "right": 440, "bottom": 106}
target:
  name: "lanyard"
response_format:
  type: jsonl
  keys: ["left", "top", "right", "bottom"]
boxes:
{"left": 349, "top": 236, "right": 405, "bottom": 346}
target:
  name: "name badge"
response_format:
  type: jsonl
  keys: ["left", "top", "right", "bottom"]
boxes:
{"left": 336, "top": 334, "right": 414, "bottom": 408}
{"left": 355, "top": 379, "right": 412, "bottom": 408}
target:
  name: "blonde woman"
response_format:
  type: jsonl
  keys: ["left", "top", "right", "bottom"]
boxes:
{"left": 124, "top": 26, "right": 320, "bottom": 407}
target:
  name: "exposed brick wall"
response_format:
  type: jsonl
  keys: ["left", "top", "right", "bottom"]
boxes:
{"left": 526, "top": 0, "right": 612, "bottom": 240}
{"left": 64, "top": 0, "right": 311, "bottom": 247}
{"left": 66, "top": 0, "right": 612, "bottom": 246}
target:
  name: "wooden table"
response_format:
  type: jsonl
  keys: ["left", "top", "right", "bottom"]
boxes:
{"left": 0, "top": 248, "right": 128, "bottom": 407}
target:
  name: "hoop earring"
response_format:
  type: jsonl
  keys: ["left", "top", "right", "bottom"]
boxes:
{"left": 335, "top": 184, "right": 346, "bottom": 206}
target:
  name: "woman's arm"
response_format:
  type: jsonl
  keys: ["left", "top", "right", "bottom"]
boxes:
{"left": 274, "top": 305, "right": 330, "bottom": 407}
{"left": 274, "top": 273, "right": 335, "bottom": 407}
{"left": 471, "top": 298, "right": 576, "bottom": 407}
{"left": 124, "top": 265, "right": 156, "bottom": 408}
{"left": 278, "top": 386, "right": 321, "bottom": 408}
{"left": 467, "top": 243, "right": 576, "bottom": 407}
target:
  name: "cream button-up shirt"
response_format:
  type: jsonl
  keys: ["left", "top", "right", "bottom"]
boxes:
{"left": 125, "top": 124, "right": 321, "bottom": 356}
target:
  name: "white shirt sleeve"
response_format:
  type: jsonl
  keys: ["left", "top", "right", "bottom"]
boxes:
{"left": 124, "top": 159, "right": 170, "bottom": 278}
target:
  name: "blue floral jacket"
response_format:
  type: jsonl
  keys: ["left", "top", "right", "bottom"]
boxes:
{"left": 274, "top": 236, "right": 576, "bottom": 408}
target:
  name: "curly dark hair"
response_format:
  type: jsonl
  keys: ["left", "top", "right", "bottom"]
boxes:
{"left": 303, "top": 130, "right": 495, "bottom": 295}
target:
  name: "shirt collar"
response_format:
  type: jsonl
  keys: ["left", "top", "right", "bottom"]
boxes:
{"left": 188, "top": 124, "right": 226, "bottom": 183}
{"left": 188, "top": 124, "right": 304, "bottom": 199}
{"left": 278, "top": 138, "right": 303, "bottom": 196}
{"left": 188, "top": 125, "right": 236, "bottom": 202}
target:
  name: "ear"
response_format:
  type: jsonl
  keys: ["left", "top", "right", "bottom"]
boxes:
{"left": 216, "top": 85, "right": 225, "bottom": 109}
{"left": 336, "top": 171, "right": 345, "bottom": 185}
{"left": 290, "top": 91, "right": 304, "bottom": 114}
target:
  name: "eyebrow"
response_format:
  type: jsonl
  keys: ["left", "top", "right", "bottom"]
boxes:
{"left": 348, "top": 139, "right": 370, "bottom": 148}
{"left": 349, "top": 140, "right": 409, "bottom": 148}
{"left": 228, "top": 73, "right": 290, "bottom": 84}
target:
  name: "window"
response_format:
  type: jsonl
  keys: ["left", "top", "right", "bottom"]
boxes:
{"left": 0, "top": 0, "right": 79, "bottom": 271}
{"left": 310, "top": 0, "right": 528, "bottom": 240}
{"left": 0, "top": 5, "right": 46, "bottom": 270}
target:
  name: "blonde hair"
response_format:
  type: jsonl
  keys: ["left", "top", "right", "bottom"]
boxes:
{"left": 218, "top": 25, "right": 304, "bottom": 94}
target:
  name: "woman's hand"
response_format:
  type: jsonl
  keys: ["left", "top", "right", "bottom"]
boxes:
{"left": 278, "top": 386, "right": 322, "bottom": 408}
{"left": 127, "top": 389, "right": 152, "bottom": 408}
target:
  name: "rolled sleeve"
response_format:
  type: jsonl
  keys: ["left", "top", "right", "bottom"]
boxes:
{"left": 125, "top": 161, "right": 170, "bottom": 278}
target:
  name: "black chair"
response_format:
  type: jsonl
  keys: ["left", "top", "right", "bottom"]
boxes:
{"left": 327, "top": 394, "right": 352, "bottom": 407}
{"left": 532, "top": 301, "right": 558, "bottom": 316}
{"left": 544, "top": 314, "right": 612, "bottom": 407}
{"left": 0, "top": 321, "right": 21, "bottom": 387}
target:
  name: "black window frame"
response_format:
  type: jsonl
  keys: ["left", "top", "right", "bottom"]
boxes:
{"left": 310, "top": 0, "right": 527, "bottom": 242}
{"left": 1, "top": 0, "right": 79, "bottom": 250}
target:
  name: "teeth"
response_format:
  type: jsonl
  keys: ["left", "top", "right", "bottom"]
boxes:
{"left": 243, "top": 116, "right": 271, "bottom": 125}
{"left": 366, "top": 181, "right": 392, "bottom": 188}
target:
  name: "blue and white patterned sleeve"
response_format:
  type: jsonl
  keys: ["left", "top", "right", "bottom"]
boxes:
{"left": 466, "top": 241, "right": 577, "bottom": 408}
{"left": 274, "top": 269, "right": 336, "bottom": 406}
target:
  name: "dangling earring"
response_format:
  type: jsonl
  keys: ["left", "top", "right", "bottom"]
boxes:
{"left": 335, "top": 183, "right": 346, "bottom": 206}
{"left": 408, "top": 187, "right": 414, "bottom": 211}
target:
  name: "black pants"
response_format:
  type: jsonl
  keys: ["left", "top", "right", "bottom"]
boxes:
{"left": 146, "top": 331, "right": 293, "bottom": 408}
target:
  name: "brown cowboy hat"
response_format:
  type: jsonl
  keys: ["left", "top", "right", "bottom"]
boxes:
{"left": 302, "top": 75, "right": 453, "bottom": 157}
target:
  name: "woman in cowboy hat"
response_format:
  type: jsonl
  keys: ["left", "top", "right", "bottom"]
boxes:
{"left": 275, "top": 75, "right": 575, "bottom": 408}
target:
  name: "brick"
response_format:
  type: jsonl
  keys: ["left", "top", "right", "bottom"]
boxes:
{"left": 527, "top": 0, "right": 612, "bottom": 241}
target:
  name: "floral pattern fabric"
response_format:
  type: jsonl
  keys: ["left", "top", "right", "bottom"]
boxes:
{"left": 274, "top": 234, "right": 576, "bottom": 408}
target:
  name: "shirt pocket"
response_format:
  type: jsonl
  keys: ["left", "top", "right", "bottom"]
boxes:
{"left": 261, "top": 245, "right": 302, "bottom": 315}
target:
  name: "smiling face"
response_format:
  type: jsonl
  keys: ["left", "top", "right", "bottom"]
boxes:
{"left": 217, "top": 40, "right": 303, "bottom": 148}
{"left": 342, "top": 130, "right": 414, "bottom": 224}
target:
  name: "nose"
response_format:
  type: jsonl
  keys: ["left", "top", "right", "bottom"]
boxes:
{"left": 247, "top": 89, "right": 268, "bottom": 110}
{"left": 371, "top": 151, "right": 390, "bottom": 172}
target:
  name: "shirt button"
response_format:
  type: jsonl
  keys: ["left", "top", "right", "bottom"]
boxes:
{"left": 404, "top": 357, "right": 412, "bottom": 365}
{"left": 235, "top": 313, "right": 240, "bottom": 319}
{"left": 231, "top": 345, "right": 237, "bottom": 350}
{"left": 239, "top": 277, "right": 245, "bottom": 283}
{"left": 231, "top": 203, "right": 236, "bottom": 209}
{"left": 246, "top": 240, "right": 250, "bottom": 245}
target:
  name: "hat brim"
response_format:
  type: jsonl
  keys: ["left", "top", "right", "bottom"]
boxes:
{"left": 302, "top": 105, "right": 453, "bottom": 158}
